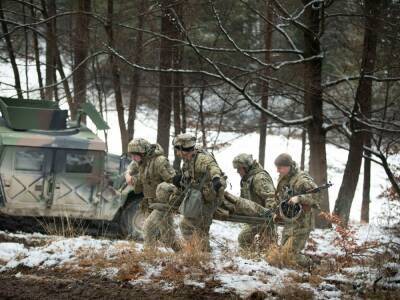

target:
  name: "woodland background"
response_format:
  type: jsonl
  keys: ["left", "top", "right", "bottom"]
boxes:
{"left": 0, "top": 0, "right": 399, "bottom": 227}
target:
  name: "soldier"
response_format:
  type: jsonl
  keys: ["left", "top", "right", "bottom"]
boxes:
{"left": 232, "top": 153, "right": 277, "bottom": 249}
{"left": 143, "top": 182, "right": 181, "bottom": 252}
{"left": 173, "top": 133, "right": 226, "bottom": 252}
{"left": 126, "top": 138, "right": 176, "bottom": 216}
{"left": 274, "top": 153, "right": 320, "bottom": 266}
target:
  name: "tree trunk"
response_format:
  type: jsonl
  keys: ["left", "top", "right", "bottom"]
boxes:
{"left": 157, "top": 0, "right": 179, "bottom": 157}
{"left": 40, "top": 0, "right": 73, "bottom": 106}
{"left": 361, "top": 137, "right": 371, "bottom": 223}
{"left": 300, "top": 128, "right": 306, "bottom": 171}
{"left": 106, "top": 0, "right": 129, "bottom": 152}
{"left": 41, "top": 0, "right": 56, "bottom": 101}
{"left": 31, "top": 1, "right": 45, "bottom": 99}
{"left": 127, "top": 0, "right": 145, "bottom": 141}
{"left": 172, "top": 2, "right": 184, "bottom": 170}
{"left": 334, "top": 0, "right": 384, "bottom": 225}
{"left": 259, "top": 0, "right": 273, "bottom": 167}
{"left": 72, "top": 0, "right": 91, "bottom": 120}
{"left": 0, "top": 2, "right": 24, "bottom": 100}
{"left": 199, "top": 85, "right": 207, "bottom": 148}
{"left": 302, "top": 0, "right": 330, "bottom": 228}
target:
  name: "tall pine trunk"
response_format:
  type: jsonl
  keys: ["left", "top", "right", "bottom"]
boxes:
{"left": 72, "top": 0, "right": 91, "bottom": 120}
{"left": 106, "top": 0, "right": 129, "bottom": 152}
{"left": 258, "top": 0, "right": 273, "bottom": 167}
{"left": 334, "top": 0, "right": 385, "bottom": 225}
{"left": 127, "top": 0, "right": 146, "bottom": 141}
{"left": 172, "top": 2, "right": 184, "bottom": 170}
{"left": 157, "top": 0, "right": 180, "bottom": 157}
{"left": 302, "top": 0, "right": 330, "bottom": 228}
{"left": 31, "top": 1, "right": 45, "bottom": 99}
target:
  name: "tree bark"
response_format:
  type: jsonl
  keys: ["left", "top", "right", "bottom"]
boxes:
{"left": 127, "top": 0, "right": 146, "bottom": 141}
{"left": 334, "top": 0, "right": 385, "bottom": 225}
{"left": 302, "top": 0, "right": 330, "bottom": 228}
{"left": 259, "top": 0, "right": 273, "bottom": 167}
{"left": 41, "top": 0, "right": 57, "bottom": 101}
{"left": 30, "top": 0, "right": 45, "bottom": 100}
{"left": 300, "top": 128, "right": 306, "bottom": 171}
{"left": 199, "top": 85, "right": 207, "bottom": 148}
{"left": 172, "top": 2, "right": 184, "bottom": 170}
{"left": 157, "top": 0, "right": 180, "bottom": 157}
{"left": 106, "top": 0, "right": 129, "bottom": 152}
{"left": 361, "top": 137, "right": 371, "bottom": 223}
{"left": 71, "top": 0, "right": 91, "bottom": 120}
{"left": 40, "top": 0, "right": 73, "bottom": 106}
{"left": 0, "top": 1, "right": 24, "bottom": 100}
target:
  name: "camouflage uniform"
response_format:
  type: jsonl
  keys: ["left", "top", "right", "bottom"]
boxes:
{"left": 128, "top": 139, "right": 175, "bottom": 204}
{"left": 173, "top": 133, "right": 226, "bottom": 251}
{"left": 233, "top": 154, "right": 277, "bottom": 249}
{"left": 143, "top": 182, "right": 181, "bottom": 251}
{"left": 275, "top": 154, "right": 319, "bottom": 265}
{"left": 127, "top": 138, "right": 176, "bottom": 214}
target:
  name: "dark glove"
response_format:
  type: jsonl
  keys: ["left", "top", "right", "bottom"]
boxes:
{"left": 172, "top": 174, "right": 182, "bottom": 188}
{"left": 212, "top": 177, "right": 222, "bottom": 192}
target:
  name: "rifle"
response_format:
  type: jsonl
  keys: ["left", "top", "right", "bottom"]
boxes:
{"left": 278, "top": 182, "right": 333, "bottom": 221}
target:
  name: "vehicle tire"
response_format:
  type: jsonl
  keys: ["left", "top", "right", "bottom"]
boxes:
{"left": 120, "top": 196, "right": 146, "bottom": 241}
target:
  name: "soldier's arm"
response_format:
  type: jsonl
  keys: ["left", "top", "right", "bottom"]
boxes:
{"left": 155, "top": 156, "right": 176, "bottom": 183}
{"left": 294, "top": 176, "right": 319, "bottom": 207}
{"left": 200, "top": 154, "right": 222, "bottom": 180}
{"left": 133, "top": 177, "right": 143, "bottom": 193}
{"left": 253, "top": 173, "right": 276, "bottom": 210}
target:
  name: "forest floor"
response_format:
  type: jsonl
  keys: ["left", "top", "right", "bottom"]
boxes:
{"left": 0, "top": 217, "right": 399, "bottom": 299}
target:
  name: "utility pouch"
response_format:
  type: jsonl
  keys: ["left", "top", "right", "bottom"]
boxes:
{"left": 179, "top": 173, "right": 207, "bottom": 219}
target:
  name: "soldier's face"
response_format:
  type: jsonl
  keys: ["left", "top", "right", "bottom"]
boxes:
{"left": 181, "top": 150, "right": 194, "bottom": 161}
{"left": 175, "top": 149, "right": 183, "bottom": 158}
{"left": 237, "top": 166, "right": 247, "bottom": 177}
{"left": 131, "top": 153, "right": 142, "bottom": 163}
{"left": 277, "top": 166, "right": 290, "bottom": 176}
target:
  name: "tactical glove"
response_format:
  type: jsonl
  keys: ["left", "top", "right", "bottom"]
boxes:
{"left": 212, "top": 177, "right": 222, "bottom": 192}
{"left": 172, "top": 174, "right": 182, "bottom": 188}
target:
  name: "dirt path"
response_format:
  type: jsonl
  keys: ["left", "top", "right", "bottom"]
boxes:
{"left": 0, "top": 269, "right": 240, "bottom": 300}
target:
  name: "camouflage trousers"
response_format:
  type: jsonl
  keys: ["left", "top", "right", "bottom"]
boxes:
{"left": 179, "top": 200, "right": 218, "bottom": 252}
{"left": 143, "top": 209, "right": 181, "bottom": 252}
{"left": 238, "top": 223, "right": 277, "bottom": 249}
{"left": 281, "top": 226, "right": 311, "bottom": 266}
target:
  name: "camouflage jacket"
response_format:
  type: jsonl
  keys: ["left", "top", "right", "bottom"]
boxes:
{"left": 133, "top": 144, "right": 175, "bottom": 201}
{"left": 181, "top": 149, "right": 226, "bottom": 203}
{"left": 240, "top": 161, "right": 276, "bottom": 210}
{"left": 276, "top": 162, "right": 319, "bottom": 232}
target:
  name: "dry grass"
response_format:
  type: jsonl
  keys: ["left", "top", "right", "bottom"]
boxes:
{"left": 265, "top": 239, "right": 298, "bottom": 268}
{"left": 72, "top": 235, "right": 214, "bottom": 284}
{"left": 37, "top": 216, "right": 88, "bottom": 237}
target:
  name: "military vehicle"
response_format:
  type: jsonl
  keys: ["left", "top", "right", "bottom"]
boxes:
{"left": 0, "top": 97, "right": 145, "bottom": 239}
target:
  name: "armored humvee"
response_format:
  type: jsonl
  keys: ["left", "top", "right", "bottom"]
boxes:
{"left": 0, "top": 97, "right": 144, "bottom": 239}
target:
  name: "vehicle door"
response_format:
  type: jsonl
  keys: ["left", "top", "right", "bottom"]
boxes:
{"left": 51, "top": 149, "right": 103, "bottom": 219}
{"left": 0, "top": 146, "right": 54, "bottom": 213}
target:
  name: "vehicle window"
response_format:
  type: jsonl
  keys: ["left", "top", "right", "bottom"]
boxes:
{"left": 15, "top": 149, "right": 45, "bottom": 171}
{"left": 66, "top": 152, "right": 94, "bottom": 173}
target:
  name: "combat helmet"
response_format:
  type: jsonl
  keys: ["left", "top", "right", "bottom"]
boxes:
{"left": 173, "top": 133, "right": 196, "bottom": 151}
{"left": 232, "top": 153, "right": 254, "bottom": 170}
{"left": 127, "top": 138, "right": 151, "bottom": 155}
{"left": 156, "top": 182, "right": 177, "bottom": 204}
{"left": 274, "top": 153, "right": 294, "bottom": 167}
